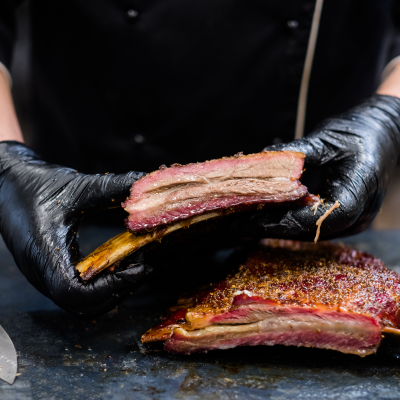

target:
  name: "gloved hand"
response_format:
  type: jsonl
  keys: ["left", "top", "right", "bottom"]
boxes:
{"left": 234, "top": 95, "right": 400, "bottom": 241}
{"left": 0, "top": 141, "right": 150, "bottom": 318}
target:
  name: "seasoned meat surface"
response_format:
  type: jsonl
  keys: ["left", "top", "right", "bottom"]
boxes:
{"left": 142, "top": 240, "right": 400, "bottom": 356}
{"left": 123, "top": 151, "right": 307, "bottom": 232}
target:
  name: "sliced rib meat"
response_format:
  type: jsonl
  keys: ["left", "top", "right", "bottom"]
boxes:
{"left": 123, "top": 151, "right": 307, "bottom": 232}
{"left": 142, "top": 240, "right": 400, "bottom": 357}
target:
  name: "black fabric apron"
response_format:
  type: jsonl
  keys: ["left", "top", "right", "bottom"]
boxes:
{"left": 2, "top": 0, "right": 399, "bottom": 173}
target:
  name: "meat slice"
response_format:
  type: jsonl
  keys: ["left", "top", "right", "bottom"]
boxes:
{"left": 123, "top": 151, "right": 307, "bottom": 232}
{"left": 142, "top": 240, "right": 400, "bottom": 357}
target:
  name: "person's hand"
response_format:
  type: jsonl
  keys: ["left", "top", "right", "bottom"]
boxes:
{"left": 233, "top": 95, "right": 400, "bottom": 241}
{"left": 0, "top": 141, "right": 151, "bottom": 318}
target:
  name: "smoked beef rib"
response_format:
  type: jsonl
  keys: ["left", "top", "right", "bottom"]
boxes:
{"left": 77, "top": 151, "right": 313, "bottom": 281}
{"left": 142, "top": 240, "right": 400, "bottom": 357}
{"left": 123, "top": 151, "right": 307, "bottom": 232}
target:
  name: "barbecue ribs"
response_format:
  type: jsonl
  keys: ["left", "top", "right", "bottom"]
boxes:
{"left": 142, "top": 240, "right": 400, "bottom": 357}
{"left": 123, "top": 151, "right": 307, "bottom": 232}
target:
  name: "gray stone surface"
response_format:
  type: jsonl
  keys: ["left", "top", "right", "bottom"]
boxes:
{"left": 2, "top": 228, "right": 400, "bottom": 399}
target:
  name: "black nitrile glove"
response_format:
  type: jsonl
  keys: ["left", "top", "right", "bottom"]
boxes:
{"left": 235, "top": 95, "right": 400, "bottom": 241}
{"left": 0, "top": 141, "right": 150, "bottom": 318}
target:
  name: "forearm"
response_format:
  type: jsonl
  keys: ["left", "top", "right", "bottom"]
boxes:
{"left": 377, "top": 61, "right": 400, "bottom": 98}
{"left": 0, "top": 67, "right": 23, "bottom": 142}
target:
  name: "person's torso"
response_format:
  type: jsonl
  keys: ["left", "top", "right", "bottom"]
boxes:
{"left": 30, "top": 0, "right": 396, "bottom": 173}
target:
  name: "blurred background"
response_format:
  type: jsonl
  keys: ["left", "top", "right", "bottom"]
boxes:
{"left": 9, "top": 2, "right": 400, "bottom": 229}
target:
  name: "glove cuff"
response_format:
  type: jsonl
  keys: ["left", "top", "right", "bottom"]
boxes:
{"left": 344, "top": 94, "right": 400, "bottom": 158}
{"left": 310, "top": 94, "right": 400, "bottom": 160}
{"left": 0, "top": 141, "right": 41, "bottom": 175}
{"left": 358, "top": 94, "right": 400, "bottom": 124}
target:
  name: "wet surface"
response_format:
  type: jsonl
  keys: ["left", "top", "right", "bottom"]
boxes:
{"left": 2, "top": 228, "right": 400, "bottom": 399}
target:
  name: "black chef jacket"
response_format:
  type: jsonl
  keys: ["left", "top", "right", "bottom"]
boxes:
{"left": 1, "top": 0, "right": 400, "bottom": 173}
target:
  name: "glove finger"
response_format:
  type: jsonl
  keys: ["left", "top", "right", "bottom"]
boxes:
{"left": 50, "top": 252, "right": 152, "bottom": 319}
{"left": 306, "top": 163, "right": 382, "bottom": 238}
{"left": 264, "top": 138, "right": 323, "bottom": 166}
{"left": 72, "top": 171, "right": 145, "bottom": 212}
{"left": 235, "top": 199, "right": 346, "bottom": 242}
{"left": 237, "top": 160, "right": 369, "bottom": 242}
{"left": 281, "top": 189, "right": 366, "bottom": 241}
{"left": 233, "top": 203, "right": 318, "bottom": 242}
{"left": 114, "top": 250, "right": 154, "bottom": 283}
{"left": 264, "top": 124, "right": 361, "bottom": 168}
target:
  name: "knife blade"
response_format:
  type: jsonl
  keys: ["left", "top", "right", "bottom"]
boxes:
{"left": 0, "top": 325, "right": 17, "bottom": 385}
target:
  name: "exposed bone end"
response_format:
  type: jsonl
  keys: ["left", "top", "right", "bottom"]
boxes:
{"left": 75, "top": 230, "right": 151, "bottom": 281}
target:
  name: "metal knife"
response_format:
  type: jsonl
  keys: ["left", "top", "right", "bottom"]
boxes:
{"left": 0, "top": 325, "right": 17, "bottom": 385}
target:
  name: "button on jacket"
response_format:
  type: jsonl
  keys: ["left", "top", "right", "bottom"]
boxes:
{"left": 0, "top": 0, "right": 399, "bottom": 173}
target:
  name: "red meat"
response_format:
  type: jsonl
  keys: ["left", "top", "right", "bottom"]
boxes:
{"left": 142, "top": 240, "right": 400, "bottom": 357}
{"left": 123, "top": 151, "right": 307, "bottom": 232}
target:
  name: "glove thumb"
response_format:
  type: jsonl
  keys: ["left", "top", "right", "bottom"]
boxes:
{"left": 74, "top": 171, "right": 145, "bottom": 212}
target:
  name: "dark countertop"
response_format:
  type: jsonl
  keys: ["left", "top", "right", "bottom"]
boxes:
{"left": 2, "top": 228, "right": 400, "bottom": 400}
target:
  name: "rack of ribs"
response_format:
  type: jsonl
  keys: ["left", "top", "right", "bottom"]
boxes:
{"left": 142, "top": 240, "right": 400, "bottom": 357}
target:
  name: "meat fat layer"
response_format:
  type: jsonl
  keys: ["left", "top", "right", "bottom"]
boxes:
{"left": 165, "top": 313, "right": 381, "bottom": 356}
